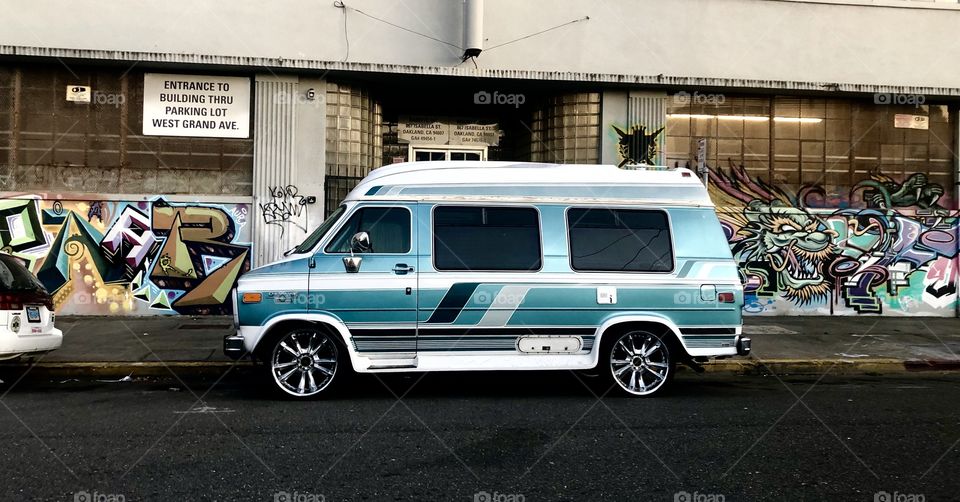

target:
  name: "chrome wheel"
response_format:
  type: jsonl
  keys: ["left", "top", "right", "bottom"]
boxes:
{"left": 270, "top": 329, "right": 339, "bottom": 398}
{"left": 609, "top": 331, "right": 671, "bottom": 396}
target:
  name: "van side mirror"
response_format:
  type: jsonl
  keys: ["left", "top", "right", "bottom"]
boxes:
{"left": 344, "top": 231, "right": 370, "bottom": 273}
{"left": 350, "top": 231, "right": 371, "bottom": 254}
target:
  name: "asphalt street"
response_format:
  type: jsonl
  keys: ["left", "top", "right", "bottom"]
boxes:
{"left": 0, "top": 369, "right": 957, "bottom": 501}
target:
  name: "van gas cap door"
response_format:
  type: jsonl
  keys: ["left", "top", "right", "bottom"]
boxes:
{"left": 700, "top": 285, "right": 717, "bottom": 302}
{"left": 597, "top": 286, "right": 617, "bottom": 304}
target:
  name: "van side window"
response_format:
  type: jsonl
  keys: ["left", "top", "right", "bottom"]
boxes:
{"left": 325, "top": 206, "right": 411, "bottom": 253}
{"left": 567, "top": 208, "right": 673, "bottom": 272}
{"left": 434, "top": 206, "right": 541, "bottom": 271}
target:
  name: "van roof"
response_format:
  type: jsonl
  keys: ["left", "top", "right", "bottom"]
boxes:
{"left": 344, "top": 161, "right": 712, "bottom": 206}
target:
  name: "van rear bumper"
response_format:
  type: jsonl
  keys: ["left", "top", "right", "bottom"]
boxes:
{"left": 0, "top": 327, "right": 63, "bottom": 359}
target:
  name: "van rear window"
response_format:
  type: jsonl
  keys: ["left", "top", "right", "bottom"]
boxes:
{"left": 567, "top": 208, "right": 673, "bottom": 272}
{"left": 434, "top": 206, "right": 541, "bottom": 271}
{"left": 0, "top": 254, "right": 46, "bottom": 291}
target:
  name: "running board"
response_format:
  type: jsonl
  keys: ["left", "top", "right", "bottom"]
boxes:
{"left": 367, "top": 363, "right": 419, "bottom": 370}
{"left": 364, "top": 353, "right": 418, "bottom": 370}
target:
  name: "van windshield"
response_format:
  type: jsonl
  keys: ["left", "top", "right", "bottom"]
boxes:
{"left": 293, "top": 205, "right": 347, "bottom": 254}
{"left": 0, "top": 255, "right": 46, "bottom": 292}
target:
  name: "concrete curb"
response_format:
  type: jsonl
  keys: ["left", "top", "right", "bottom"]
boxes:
{"left": 697, "top": 358, "right": 960, "bottom": 375}
{"left": 0, "top": 358, "right": 958, "bottom": 380}
{"left": 0, "top": 361, "right": 256, "bottom": 379}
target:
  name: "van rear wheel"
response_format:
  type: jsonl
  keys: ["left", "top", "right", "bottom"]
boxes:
{"left": 605, "top": 330, "right": 674, "bottom": 397}
{"left": 268, "top": 328, "right": 341, "bottom": 399}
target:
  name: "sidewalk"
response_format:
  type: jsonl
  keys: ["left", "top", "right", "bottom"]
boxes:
{"left": 3, "top": 315, "right": 959, "bottom": 377}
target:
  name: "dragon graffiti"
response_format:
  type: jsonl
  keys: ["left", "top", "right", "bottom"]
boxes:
{"left": 709, "top": 164, "right": 958, "bottom": 315}
{"left": 0, "top": 197, "right": 252, "bottom": 315}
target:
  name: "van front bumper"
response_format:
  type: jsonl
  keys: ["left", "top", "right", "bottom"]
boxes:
{"left": 223, "top": 334, "right": 246, "bottom": 360}
{"left": 736, "top": 336, "right": 751, "bottom": 356}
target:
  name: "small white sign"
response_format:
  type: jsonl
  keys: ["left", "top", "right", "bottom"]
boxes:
{"left": 894, "top": 114, "right": 929, "bottom": 130}
{"left": 142, "top": 73, "right": 250, "bottom": 138}
{"left": 66, "top": 85, "right": 91, "bottom": 103}
{"left": 696, "top": 137, "right": 707, "bottom": 173}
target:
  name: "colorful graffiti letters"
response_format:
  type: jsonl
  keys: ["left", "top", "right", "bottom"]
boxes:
{"left": 0, "top": 197, "right": 251, "bottom": 315}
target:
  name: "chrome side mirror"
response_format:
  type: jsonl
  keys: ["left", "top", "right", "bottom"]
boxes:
{"left": 344, "top": 231, "right": 370, "bottom": 273}
{"left": 343, "top": 256, "right": 362, "bottom": 273}
{"left": 350, "top": 231, "right": 371, "bottom": 254}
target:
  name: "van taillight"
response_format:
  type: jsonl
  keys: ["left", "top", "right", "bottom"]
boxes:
{"left": 0, "top": 292, "right": 53, "bottom": 311}
{"left": 718, "top": 292, "right": 735, "bottom": 303}
{"left": 0, "top": 294, "right": 23, "bottom": 310}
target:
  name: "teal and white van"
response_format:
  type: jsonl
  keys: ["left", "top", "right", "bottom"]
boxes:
{"left": 225, "top": 161, "right": 747, "bottom": 398}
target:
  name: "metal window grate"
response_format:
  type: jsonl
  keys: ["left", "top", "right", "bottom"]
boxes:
{"left": 324, "top": 175, "right": 363, "bottom": 216}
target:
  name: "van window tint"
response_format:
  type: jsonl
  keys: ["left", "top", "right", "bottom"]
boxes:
{"left": 434, "top": 206, "right": 541, "bottom": 271}
{"left": 567, "top": 208, "right": 673, "bottom": 272}
{"left": 325, "top": 207, "right": 411, "bottom": 253}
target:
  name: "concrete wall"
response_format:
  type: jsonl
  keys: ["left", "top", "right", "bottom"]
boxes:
{"left": 4, "top": 0, "right": 960, "bottom": 91}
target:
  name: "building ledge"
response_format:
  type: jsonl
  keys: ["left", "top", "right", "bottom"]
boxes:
{"left": 3, "top": 44, "right": 960, "bottom": 98}
{"left": 770, "top": 0, "right": 960, "bottom": 10}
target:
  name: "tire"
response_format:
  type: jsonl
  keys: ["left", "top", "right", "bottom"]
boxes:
{"left": 602, "top": 329, "right": 675, "bottom": 397}
{"left": 265, "top": 327, "right": 346, "bottom": 399}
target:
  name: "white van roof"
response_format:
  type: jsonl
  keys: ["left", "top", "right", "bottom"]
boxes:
{"left": 344, "top": 161, "right": 712, "bottom": 206}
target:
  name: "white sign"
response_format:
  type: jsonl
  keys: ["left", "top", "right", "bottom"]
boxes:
{"left": 398, "top": 117, "right": 501, "bottom": 146}
{"left": 894, "top": 114, "right": 929, "bottom": 130}
{"left": 66, "top": 85, "right": 91, "bottom": 103}
{"left": 398, "top": 118, "right": 448, "bottom": 145}
{"left": 142, "top": 73, "right": 250, "bottom": 138}
{"left": 450, "top": 122, "right": 500, "bottom": 146}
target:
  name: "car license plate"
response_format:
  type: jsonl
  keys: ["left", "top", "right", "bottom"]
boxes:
{"left": 26, "top": 306, "right": 41, "bottom": 322}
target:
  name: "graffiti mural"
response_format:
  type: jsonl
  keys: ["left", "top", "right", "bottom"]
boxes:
{"left": 612, "top": 124, "right": 664, "bottom": 167}
{"left": 709, "top": 163, "right": 958, "bottom": 316}
{"left": 0, "top": 197, "right": 252, "bottom": 315}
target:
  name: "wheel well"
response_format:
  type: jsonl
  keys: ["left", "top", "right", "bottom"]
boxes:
{"left": 598, "top": 321, "right": 689, "bottom": 361}
{"left": 252, "top": 320, "right": 347, "bottom": 362}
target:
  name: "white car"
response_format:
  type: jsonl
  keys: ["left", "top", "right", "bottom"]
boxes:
{"left": 0, "top": 253, "right": 62, "bottom": 360}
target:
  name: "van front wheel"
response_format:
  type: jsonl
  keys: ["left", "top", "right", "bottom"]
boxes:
{"left": 268, "top": 328, "right": 341, "bottom": 399}
{"left": 606, "top": 330, "right": 674, "bottom": 397}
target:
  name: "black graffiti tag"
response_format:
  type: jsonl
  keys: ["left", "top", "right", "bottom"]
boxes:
{"left": 260, "top": 185, "right": 308, "bottom": 236}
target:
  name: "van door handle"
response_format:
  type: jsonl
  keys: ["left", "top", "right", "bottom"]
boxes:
{"left": 393, "top": 264, "right": 414, "bottom": 275}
